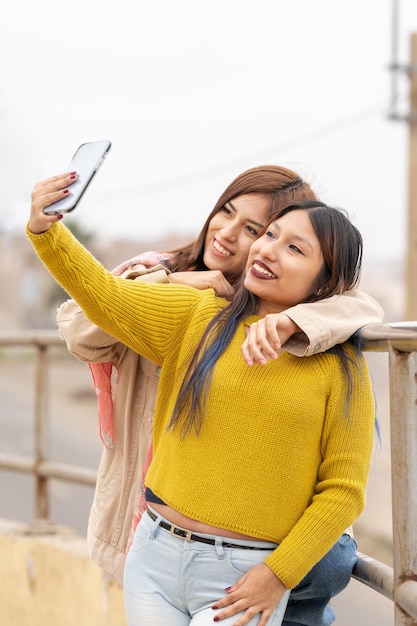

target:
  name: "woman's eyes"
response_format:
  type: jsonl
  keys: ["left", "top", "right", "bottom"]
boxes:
{"left": 220, "top": 207, "right": 260, "bottom": 236}
{"left": 264, "top": 231, "right": 303, "bottom": 254}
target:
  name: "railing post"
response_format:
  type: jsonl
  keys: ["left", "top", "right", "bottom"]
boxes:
{"left": 389, "top": 347, "right": 417, "bottom": 626}
{"left": 33, "top": 342, "right": 50, "bottom": 519}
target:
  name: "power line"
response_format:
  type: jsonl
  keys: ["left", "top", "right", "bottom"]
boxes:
{"left": 102, "top": 95, "right": 407, "bottom": 200}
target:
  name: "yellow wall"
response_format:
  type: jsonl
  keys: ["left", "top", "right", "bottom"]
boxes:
{"left": 0, "top": 519, "right": 126, "bottom": 626}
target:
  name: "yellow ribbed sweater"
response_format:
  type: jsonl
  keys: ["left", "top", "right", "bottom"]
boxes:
{"left": 27, "top": 223, "right": 375, "bottom": 589}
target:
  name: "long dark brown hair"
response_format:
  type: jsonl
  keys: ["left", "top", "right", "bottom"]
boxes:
{"left": 166, "top": 165, "right": 317, "bottom": 283}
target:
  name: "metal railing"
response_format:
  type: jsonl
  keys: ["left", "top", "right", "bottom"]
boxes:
{"left": 0, "top": 330, "right": 97, "bottom": 521}
{"left": 1, "top": 324, "right": 417, "bottom": 625}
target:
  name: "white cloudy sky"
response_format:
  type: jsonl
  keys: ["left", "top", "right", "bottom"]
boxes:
{"left": 1, "top": 0, "right": 417, "bottom": 263}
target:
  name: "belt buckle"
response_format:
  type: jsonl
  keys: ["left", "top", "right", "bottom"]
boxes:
{"left": 170, "top": 524, "right": 193, "bottom": 541}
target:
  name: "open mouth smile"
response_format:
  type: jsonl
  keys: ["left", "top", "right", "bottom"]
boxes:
{"left": 213, "top": 239, "right": 233, "bottom": 256}
{"left": 251, "top": 261, "right": 277, "bottom": 279}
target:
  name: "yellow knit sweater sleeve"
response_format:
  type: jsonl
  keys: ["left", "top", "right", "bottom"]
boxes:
{"left": 27, "top": 222, "right": 224, "bottom": 364}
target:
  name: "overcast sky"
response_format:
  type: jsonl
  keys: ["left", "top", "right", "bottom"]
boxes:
{"left": 1, "top": 0, "right": 417, "bottom": 264}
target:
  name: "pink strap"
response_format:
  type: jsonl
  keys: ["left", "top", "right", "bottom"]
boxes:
{"left": 88, "top": 362, "right": 115, "bottom": 449}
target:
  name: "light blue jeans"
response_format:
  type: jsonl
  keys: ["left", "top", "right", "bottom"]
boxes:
{"left": 124, "top": 507, "right": 288, "bottom": 625}
{"left": 124, "top": 508, "right": 357, "bottom": 626}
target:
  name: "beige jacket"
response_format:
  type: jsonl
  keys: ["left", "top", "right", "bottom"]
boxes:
{"left": 56, "top": 274, "right": 383, "bottom": 584}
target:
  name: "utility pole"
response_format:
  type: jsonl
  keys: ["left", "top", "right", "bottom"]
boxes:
{"left": 388, "top": 1, "right": 417, "bottom": 318}
{"left": 406, "top": 33, "right": 417, "bottom": 319}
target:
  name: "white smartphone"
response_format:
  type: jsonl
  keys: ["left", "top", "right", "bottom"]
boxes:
{"left": 43, "top": 139, "right": 112, "bottom": 215}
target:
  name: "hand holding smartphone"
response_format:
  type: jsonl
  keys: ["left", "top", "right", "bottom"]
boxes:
{"left": 43, "top": 140, "right": 112, "bottom": 215}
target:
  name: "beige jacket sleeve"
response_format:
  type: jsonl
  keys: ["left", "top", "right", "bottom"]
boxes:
{"left": 57, "top": 268, "right": 383, "bottom": 361}
{"left": 56, "top": 266, "right": 170, "bottom": 365}
{"left": 283, "top": 290, "right": 384, "bottom": 357}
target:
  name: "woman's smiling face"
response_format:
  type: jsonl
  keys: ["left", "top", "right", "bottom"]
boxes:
{"left": 244, "top": 209, "right": 324, "bottom": 316}
{"left": 203, "top": 193, "right": 271, "bottom": 278}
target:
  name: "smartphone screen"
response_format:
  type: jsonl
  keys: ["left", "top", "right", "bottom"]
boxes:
{"left": 43, "top": 140, "right": 111, "bottom": 215}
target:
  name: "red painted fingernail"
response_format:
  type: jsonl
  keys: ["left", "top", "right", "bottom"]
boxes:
{"left": 224, "top": 586, "right": 232, "bottom": 592}
{"left": 211, "top": 605, "right": 218, "bottom": 610}
{"left": 63, "top": 189, "right": 69, "bottom": 194}
{"left": 213, "top": 618, "right": 219, "bottom": 623}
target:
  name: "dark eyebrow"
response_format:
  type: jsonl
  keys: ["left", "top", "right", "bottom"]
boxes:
{"left": 226, "top": 200, "right": 266, "bottom": 230}
{"left": 270, "top": 220, "right": 314, "bottom": 253}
